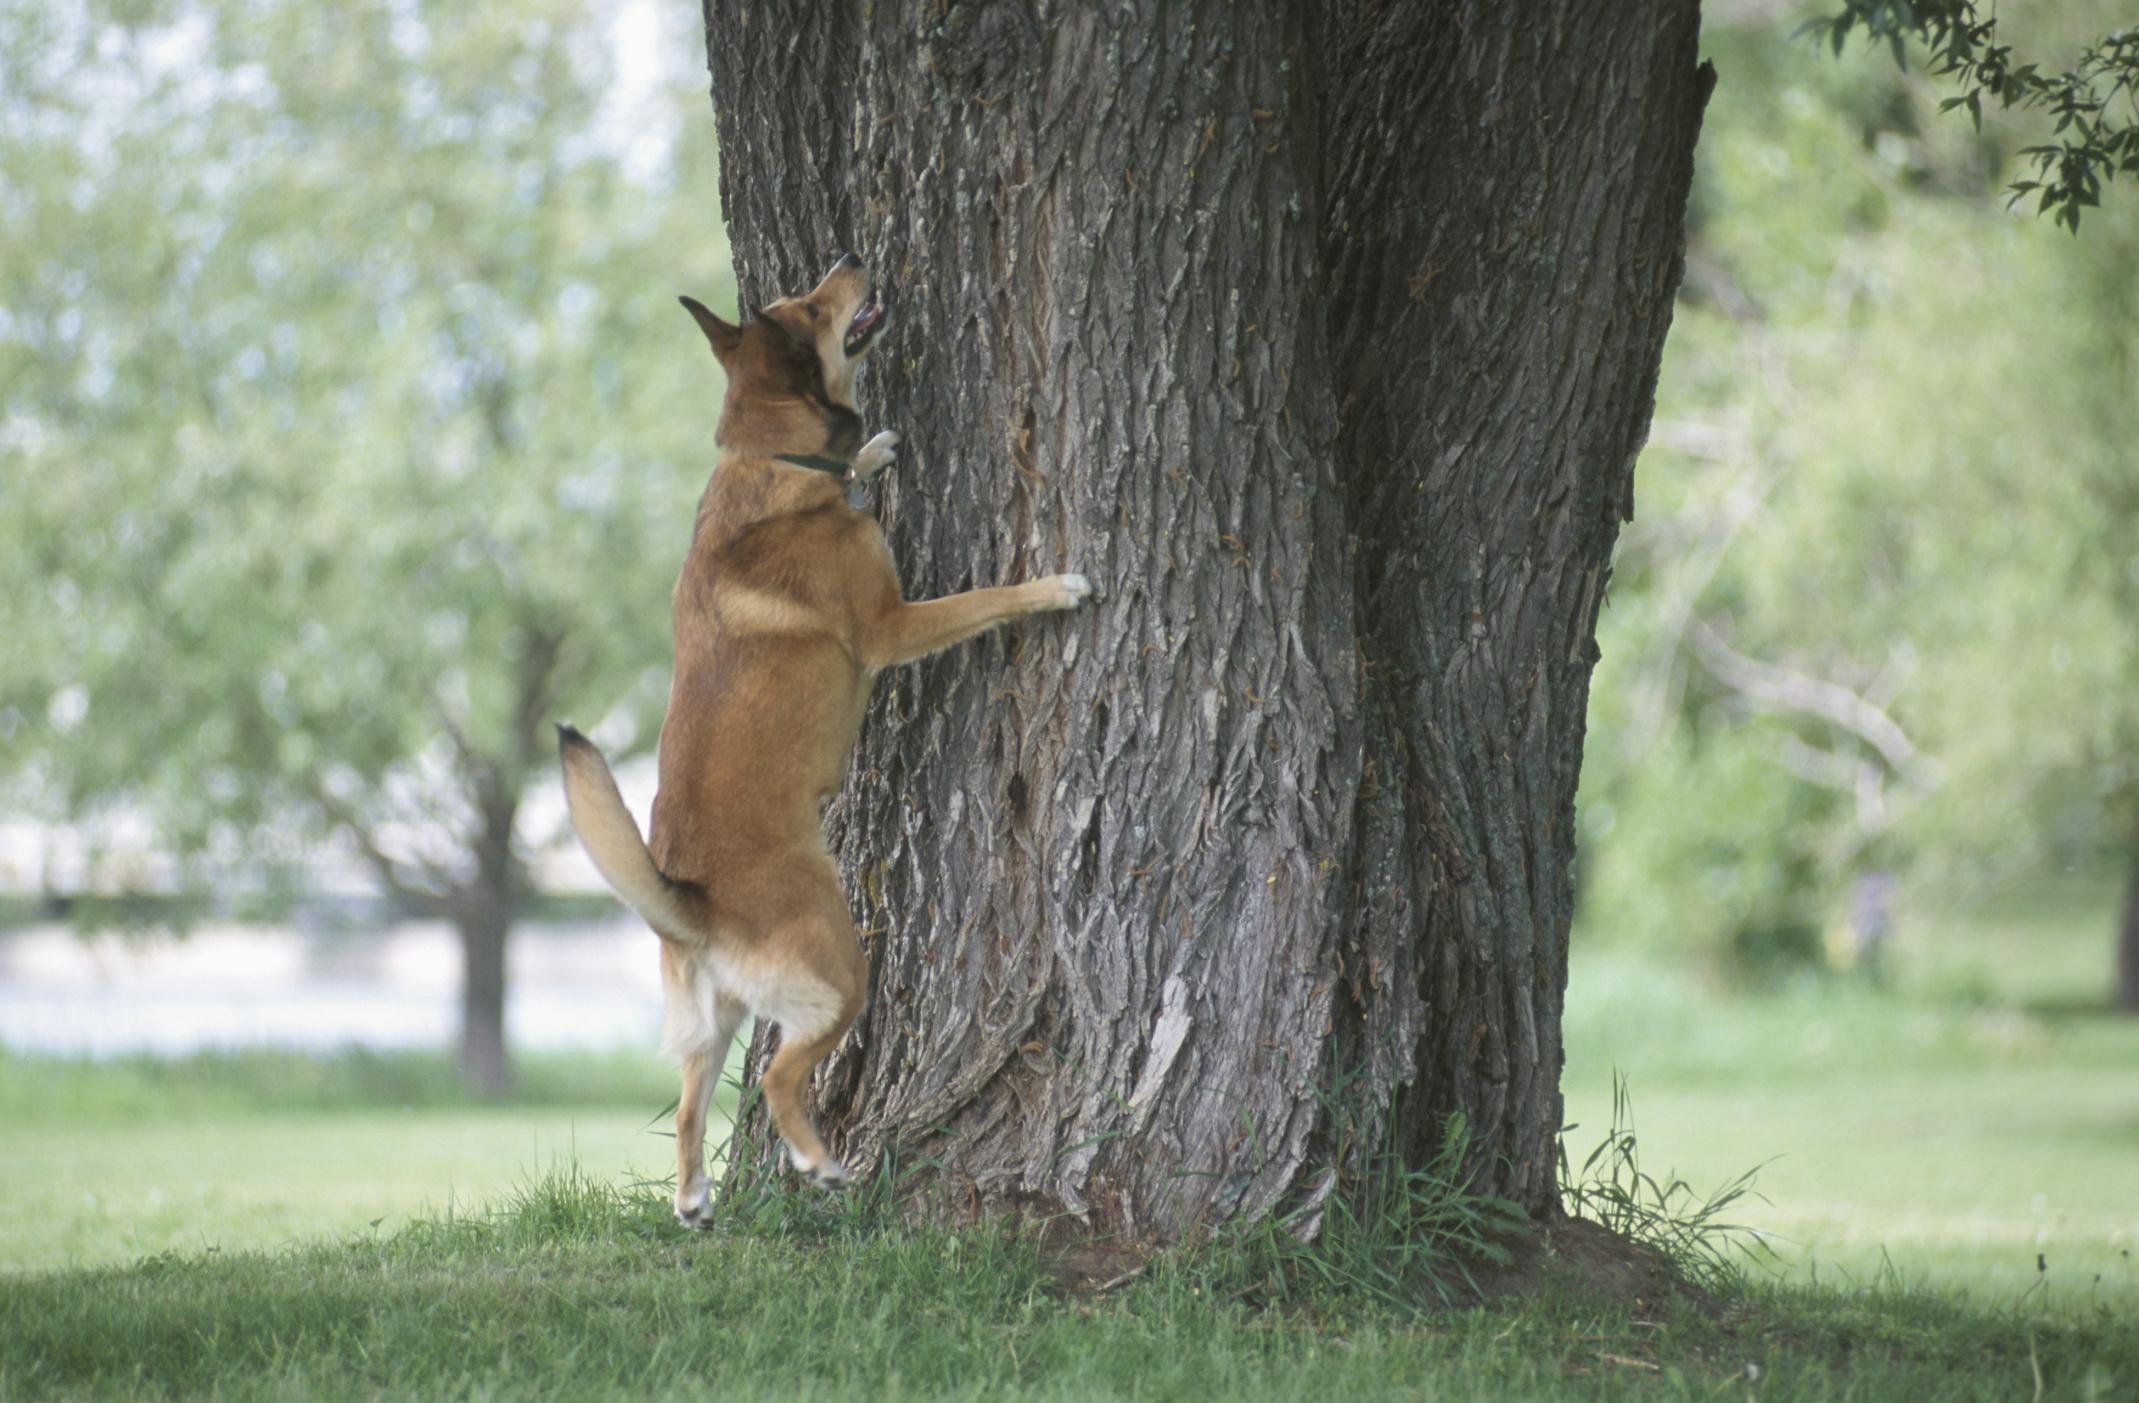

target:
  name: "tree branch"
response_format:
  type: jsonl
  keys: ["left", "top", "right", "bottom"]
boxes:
{"left": 1776, "top": 735, "right": 1892, "bottom": 836}
{"left": 1688, "top": 619, "right": 1921, "bottom": 775}
{"left": 303, "top": 775, "right": 456, "bottom": 919}
{"left": 1808, "top": 2, "right": 2139, "bottom": 231}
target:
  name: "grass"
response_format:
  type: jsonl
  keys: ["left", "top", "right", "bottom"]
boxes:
{"left": 1192, "top": 1112, "right": 1528, "bottom": 1313}
{"left": 1560, "top": 1073, "right": 1770, "bottom": 1295}
{"left": 1562, "top": 878, "right": 2139, "bottom": 1310}
{"left": 0, "top": 1044, "right": 675, "bottom": 1120}
{"left": 0, "top": 1047, "right": 692, "bottom": 1273}
{"left": 2, "top": 878, "right": 2134, "bottom": 1396}
{"left": 1, "top": 1169, "right": 2133, "bottom": 1401}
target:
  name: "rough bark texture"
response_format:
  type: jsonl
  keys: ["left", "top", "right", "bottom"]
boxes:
{"left": 701, "top": 0, "right": 1710, "bottom": 1238}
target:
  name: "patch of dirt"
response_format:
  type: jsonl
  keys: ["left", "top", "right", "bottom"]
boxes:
{"left": 1043, "top": 1237, "right": 1158, "bottom": 1294}
{"left": 1466, "top": 1217, "right": 1724, "bottom": 1318}
{"left": 1036, "top": 1216, "right": 1717, "bottom": 1314}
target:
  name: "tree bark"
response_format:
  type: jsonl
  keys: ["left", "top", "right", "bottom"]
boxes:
{"left": 701, "top": 0, "right": 1709, "bottom": 1238}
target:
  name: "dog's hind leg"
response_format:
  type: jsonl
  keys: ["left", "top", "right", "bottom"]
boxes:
{"left": 762, "top": 1015, "right": 860, "bottom": 1188}
{"left": 673, "top": 992, "right": 747, "bottom": 1228}
{"left": 756, "top": 954, "right": 863, "bottom": 1188}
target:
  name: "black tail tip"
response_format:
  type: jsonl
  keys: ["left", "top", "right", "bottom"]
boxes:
{"left": 556, "top": 721, "right": 589, "bottom": 753}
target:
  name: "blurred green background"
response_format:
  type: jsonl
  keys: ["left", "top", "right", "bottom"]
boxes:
{"left": 0, "top": 0, "right": 2133, "bottom": 1313}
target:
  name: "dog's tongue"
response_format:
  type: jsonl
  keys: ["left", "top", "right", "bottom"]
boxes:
{"left": 847, "top": 302, "right": 885, "bottom": 342}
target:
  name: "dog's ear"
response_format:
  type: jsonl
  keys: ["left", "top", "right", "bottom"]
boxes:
{"left": 753, "top": 307, "right": 816, "bottom": 353}
{"left": 678, "top": 295, "right": 743, "bottom": 363}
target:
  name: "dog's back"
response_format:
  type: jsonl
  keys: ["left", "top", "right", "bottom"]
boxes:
{"left": 646, "top": 463, "right": 895, "bottom": 903}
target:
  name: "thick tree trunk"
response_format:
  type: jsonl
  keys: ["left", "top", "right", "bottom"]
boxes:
{"left": 702, "top": 0, "right": 1708, "bottom": 1238}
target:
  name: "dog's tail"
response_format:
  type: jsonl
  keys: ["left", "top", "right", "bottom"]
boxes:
{"left": 556, "top": 724, "right": 706, "bottom": 946}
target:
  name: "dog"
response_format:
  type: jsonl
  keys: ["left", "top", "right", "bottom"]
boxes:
{"left": 558, "top": 252, "right": 1091, "bottom": 1227}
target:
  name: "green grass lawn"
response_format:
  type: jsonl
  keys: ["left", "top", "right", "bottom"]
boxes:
{"left": 0, "top": 1049, "right": 697, "bottom": 1274}
{"left": 0, "top": 1106, "right": 661, "bottom": 1271}
{"left": 2, "top": 1170, "right": 2132, "bottom": 1401}
{"left": 1564, "top": 878, "right": 2139, "bottom": 1312}
{"left": 2, "top": 880, "right": 2134, "bottom": 1397}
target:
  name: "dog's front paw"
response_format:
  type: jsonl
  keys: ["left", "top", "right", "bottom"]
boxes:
{"left": 854, "top": 430, "right": 901, "bottom": 483}
{"left": 1040, "top": 572, "right": 1095, "bottom": 610}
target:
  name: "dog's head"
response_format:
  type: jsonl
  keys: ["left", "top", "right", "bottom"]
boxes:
{"left": 681, "top": 252, "right": 889, "bottom": 457}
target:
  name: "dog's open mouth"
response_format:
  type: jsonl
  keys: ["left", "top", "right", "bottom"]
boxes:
{"left": 844, "top": 300, "right": 886, "bottom": 357}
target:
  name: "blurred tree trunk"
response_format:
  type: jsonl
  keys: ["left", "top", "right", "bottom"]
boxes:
{"left": 453, "top": 794, "right": 522, "bottom": 1097}
{"left": 328, "top": 642, "right": 554, "bottom": 1099}
{"left": 702, "top": 0, "right": 1708, "bottom": 1237}
{"left": 2117, "top": 846, "right": 2139, "bottom": 1013}
{"left": 443, "top": 623, "right": 558, "bottom": 1096}
{"left": 456, "top": 902, "right": 513, "bottom": 1097}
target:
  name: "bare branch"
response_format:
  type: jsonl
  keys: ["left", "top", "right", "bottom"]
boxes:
{"left": 1688, "top": 619, "right": 1920, "bottom": 775}
{"left": 302, "top": 774, "right": 456, "bottom": 918}
{"left": 506, "top": 620, "right": 566, "bottom": 775}
{"left": 433, "top": 696, "right": 502, "bottom": 799}
{"left": 1776, "top": 735, "right": 1891, "bottom": 835}
{"left": 1774, "top": 734, "right": 1864, "bottom": 793}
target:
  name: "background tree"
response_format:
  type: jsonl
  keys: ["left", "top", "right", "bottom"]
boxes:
{"left": 1809, "top": 0, "right": 2139, "bottom": 233}
{"left": 700, "top": 0, "right": 1711, "bottom": 1236}
{"left": 1579, "top": 1, "right": 2139, "bottom": 1004}
{"left": 0, "top": 0, "right": 725, "bottom": 1091}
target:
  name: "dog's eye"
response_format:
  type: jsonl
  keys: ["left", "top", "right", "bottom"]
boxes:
{"left": 804, "top": 306, "right": 818, "bottom": 321}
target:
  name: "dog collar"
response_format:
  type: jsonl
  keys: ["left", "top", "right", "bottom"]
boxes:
{"left": 776, "top": 453, "right": 851, "bottom": 477}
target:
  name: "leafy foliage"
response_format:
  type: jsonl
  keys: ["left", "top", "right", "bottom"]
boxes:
{"left": 1807, "top": 1, "right": 2139, "bottom": 230}
{"left": 0, "top": 4, "right": 724, "bottom": 951}
{"left": 1580, "top": 4, "right": 2139, "bottom": 977}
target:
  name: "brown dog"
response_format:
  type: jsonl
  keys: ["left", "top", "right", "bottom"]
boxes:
{"left": 558, "top": 253, "right": 1090, "bottom": 1226}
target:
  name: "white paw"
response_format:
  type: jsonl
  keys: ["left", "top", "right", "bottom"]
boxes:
{"left": 673, "top": 1174, "right": 713, "bottom": 1229}
{"left": 787, "top": 1146, "right": 851, "bottom": 1190}
{"left": 1049, "top": 572, "right": 1094, "bottom": 609}
{"left": 854, "top": 429, "right": 901, "bottom": 482}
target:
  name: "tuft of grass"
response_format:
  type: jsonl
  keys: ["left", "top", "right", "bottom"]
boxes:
{"left": 713, "top": 1131, "right": 921, "bottom": 1245}
{"left": 1560, "top": 1073, "right": 1772, "bottom": 1293}
{"left": 1189, "top": 1114, "right": 1528, "bottom": 1316}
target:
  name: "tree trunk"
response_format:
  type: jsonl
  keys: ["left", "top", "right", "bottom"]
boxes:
{"left": 455, "top": 797, "right": 522, "bottom": 1098}
{"left": 702, "top": 0, "right": 1709, "bottom": 1238}
{"left": 2117, "top": 845, "right": 2139, "bottom": 1014}
{"left": 456, "top": 902, "right": 513, "bottom": 1098}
